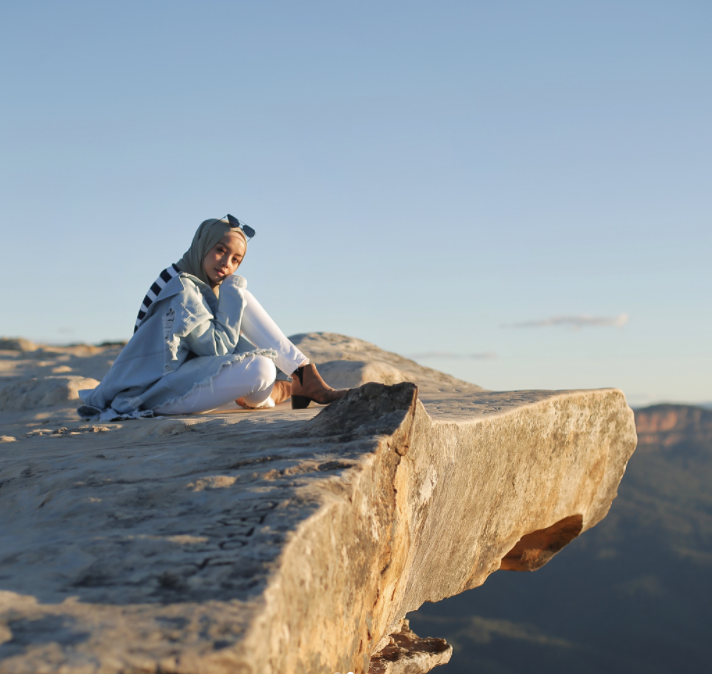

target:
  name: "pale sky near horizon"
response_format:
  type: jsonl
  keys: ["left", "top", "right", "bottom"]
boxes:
{"left": 1, "top": 1, "right": 710, "bottom": 406}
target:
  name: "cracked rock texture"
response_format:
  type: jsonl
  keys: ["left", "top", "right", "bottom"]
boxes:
{"left": 368, "top": 619, "right": 452, "bottom": 673}
{"left": 0, "top": 333, "right": 636, "bottom": 673}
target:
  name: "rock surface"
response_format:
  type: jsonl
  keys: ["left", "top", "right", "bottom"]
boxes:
{"left": 0, "top": 333, "right": 637, "bottom": 673}
{"left": 368, "top": 620, "right": 452, "bottom": 674}
{"left": 288, "top": 333, "right": 484, "bottom": 395}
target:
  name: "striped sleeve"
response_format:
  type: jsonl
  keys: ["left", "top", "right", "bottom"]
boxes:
{"left": 134, "top": 263, "right": 181, "bottom": 333}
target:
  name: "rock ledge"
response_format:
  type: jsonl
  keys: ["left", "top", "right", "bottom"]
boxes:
{"left": 0, "top": 335, "right": 637, "bottom": 674}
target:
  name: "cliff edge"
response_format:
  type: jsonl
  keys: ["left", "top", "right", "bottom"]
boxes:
{"left": 0, "top": 334, "right": 637, "bottom": 673}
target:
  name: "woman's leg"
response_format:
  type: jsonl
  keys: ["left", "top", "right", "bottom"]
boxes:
{"left": 240, "top": 290, "right": 348, "bottom": 409}
{"left": 240, "top": 290, "right": 309, "bottom": 375}
{"left": 155, "top": 355, "right": 276, "bottom": 415}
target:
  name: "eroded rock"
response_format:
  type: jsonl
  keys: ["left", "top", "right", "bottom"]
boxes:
{"left": 0, "top": 334, "right": 637, "bottom": 674}
{"left": 368, "top": 619, "right": 452, "bottom": 674}
{"left": 290, "top": 332, "right": 483, "bottom": 394}
{"left": 0, "top": 376, "right": 99, "bottom": 412}
{"left": 0, "top": 338, "right": 38, "bottom": 352}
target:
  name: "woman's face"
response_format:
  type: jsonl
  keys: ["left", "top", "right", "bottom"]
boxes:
{"left": 203, "top": 232, "right": 246, "bottom": 288}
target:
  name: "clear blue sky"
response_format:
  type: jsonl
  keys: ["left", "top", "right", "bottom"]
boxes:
{"left": 1, "top": 0, "right": 710, "bottom": 406}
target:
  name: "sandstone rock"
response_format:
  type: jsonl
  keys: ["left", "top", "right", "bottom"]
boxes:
{"left": 0, "top": 338, "right": 38, "bottom": 352}
{"left": 290, "top": 332, "right": 483, "bottom": 394}
{"left": 316, "top": 359, "right": 409, "bottom": 389}
{"left": 0, "top": 375, "right": 100, "bottom": 412}
{"left": 368, "top": 620, "right": 452, "bottom": 673}
{"left": 0, "top": 334, "right": 637, "bottom": 674}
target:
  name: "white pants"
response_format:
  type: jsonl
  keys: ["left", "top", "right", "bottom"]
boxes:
{"left": 155, "top": 290, "right": 308, "bottom": 415}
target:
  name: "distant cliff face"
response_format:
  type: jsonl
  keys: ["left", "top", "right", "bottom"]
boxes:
{"left": 635, "top": 403, "right": 712, "bottom": 448}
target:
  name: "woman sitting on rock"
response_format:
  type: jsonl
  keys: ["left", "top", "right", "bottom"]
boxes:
{"left": 78, "top": 216, "right": 346, "bottom": 421}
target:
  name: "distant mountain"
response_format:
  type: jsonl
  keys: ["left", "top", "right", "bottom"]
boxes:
{"left": 409, "top": 404, "right": 712, "bottom": 674}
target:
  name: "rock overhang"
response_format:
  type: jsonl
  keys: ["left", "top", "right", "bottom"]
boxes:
{"left": 0, "top": 382, "right": 636, "bottom": 673}
{"left": 0, "top": 334, "right": 637, "bottom": 673}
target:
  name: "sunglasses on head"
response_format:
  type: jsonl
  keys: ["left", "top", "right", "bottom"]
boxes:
{"left": 225, "top": 214, "right": 256, "bottom": 241}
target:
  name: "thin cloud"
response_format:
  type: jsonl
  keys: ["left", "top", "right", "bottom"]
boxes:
{"left": 502, "top": 313, "right": 629, "bottom": 330}
{"left": 410, "top": 351, "right": 497, "bottom": 360}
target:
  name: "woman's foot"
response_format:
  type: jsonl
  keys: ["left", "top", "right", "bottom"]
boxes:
{"left": 270, "top": 380, "right": 292, "bottom": 405}
{"left": 236, "top": 380, "right": 292, "bottom": 409}
{"left": 291, "top": 364, "right": 348, "bottom": 409}
{"left": 235, "top": 396, "right": 274, "bottom": 409}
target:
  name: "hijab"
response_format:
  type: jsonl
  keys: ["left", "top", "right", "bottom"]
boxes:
{"left": 175, "top": 218, "right": 247, "bottom": 286}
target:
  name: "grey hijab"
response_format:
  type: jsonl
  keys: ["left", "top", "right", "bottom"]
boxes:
{"left": 175, "top": 218, "right": 247, "bottom": 286}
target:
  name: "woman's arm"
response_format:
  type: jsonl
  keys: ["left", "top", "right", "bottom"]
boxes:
{"left": 173, "top": 276, "right": 247, "bottom": 357}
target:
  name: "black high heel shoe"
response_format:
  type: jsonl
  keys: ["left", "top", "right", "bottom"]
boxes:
{"left": 291, "top": 364, "right": 348, "bottom": 409}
